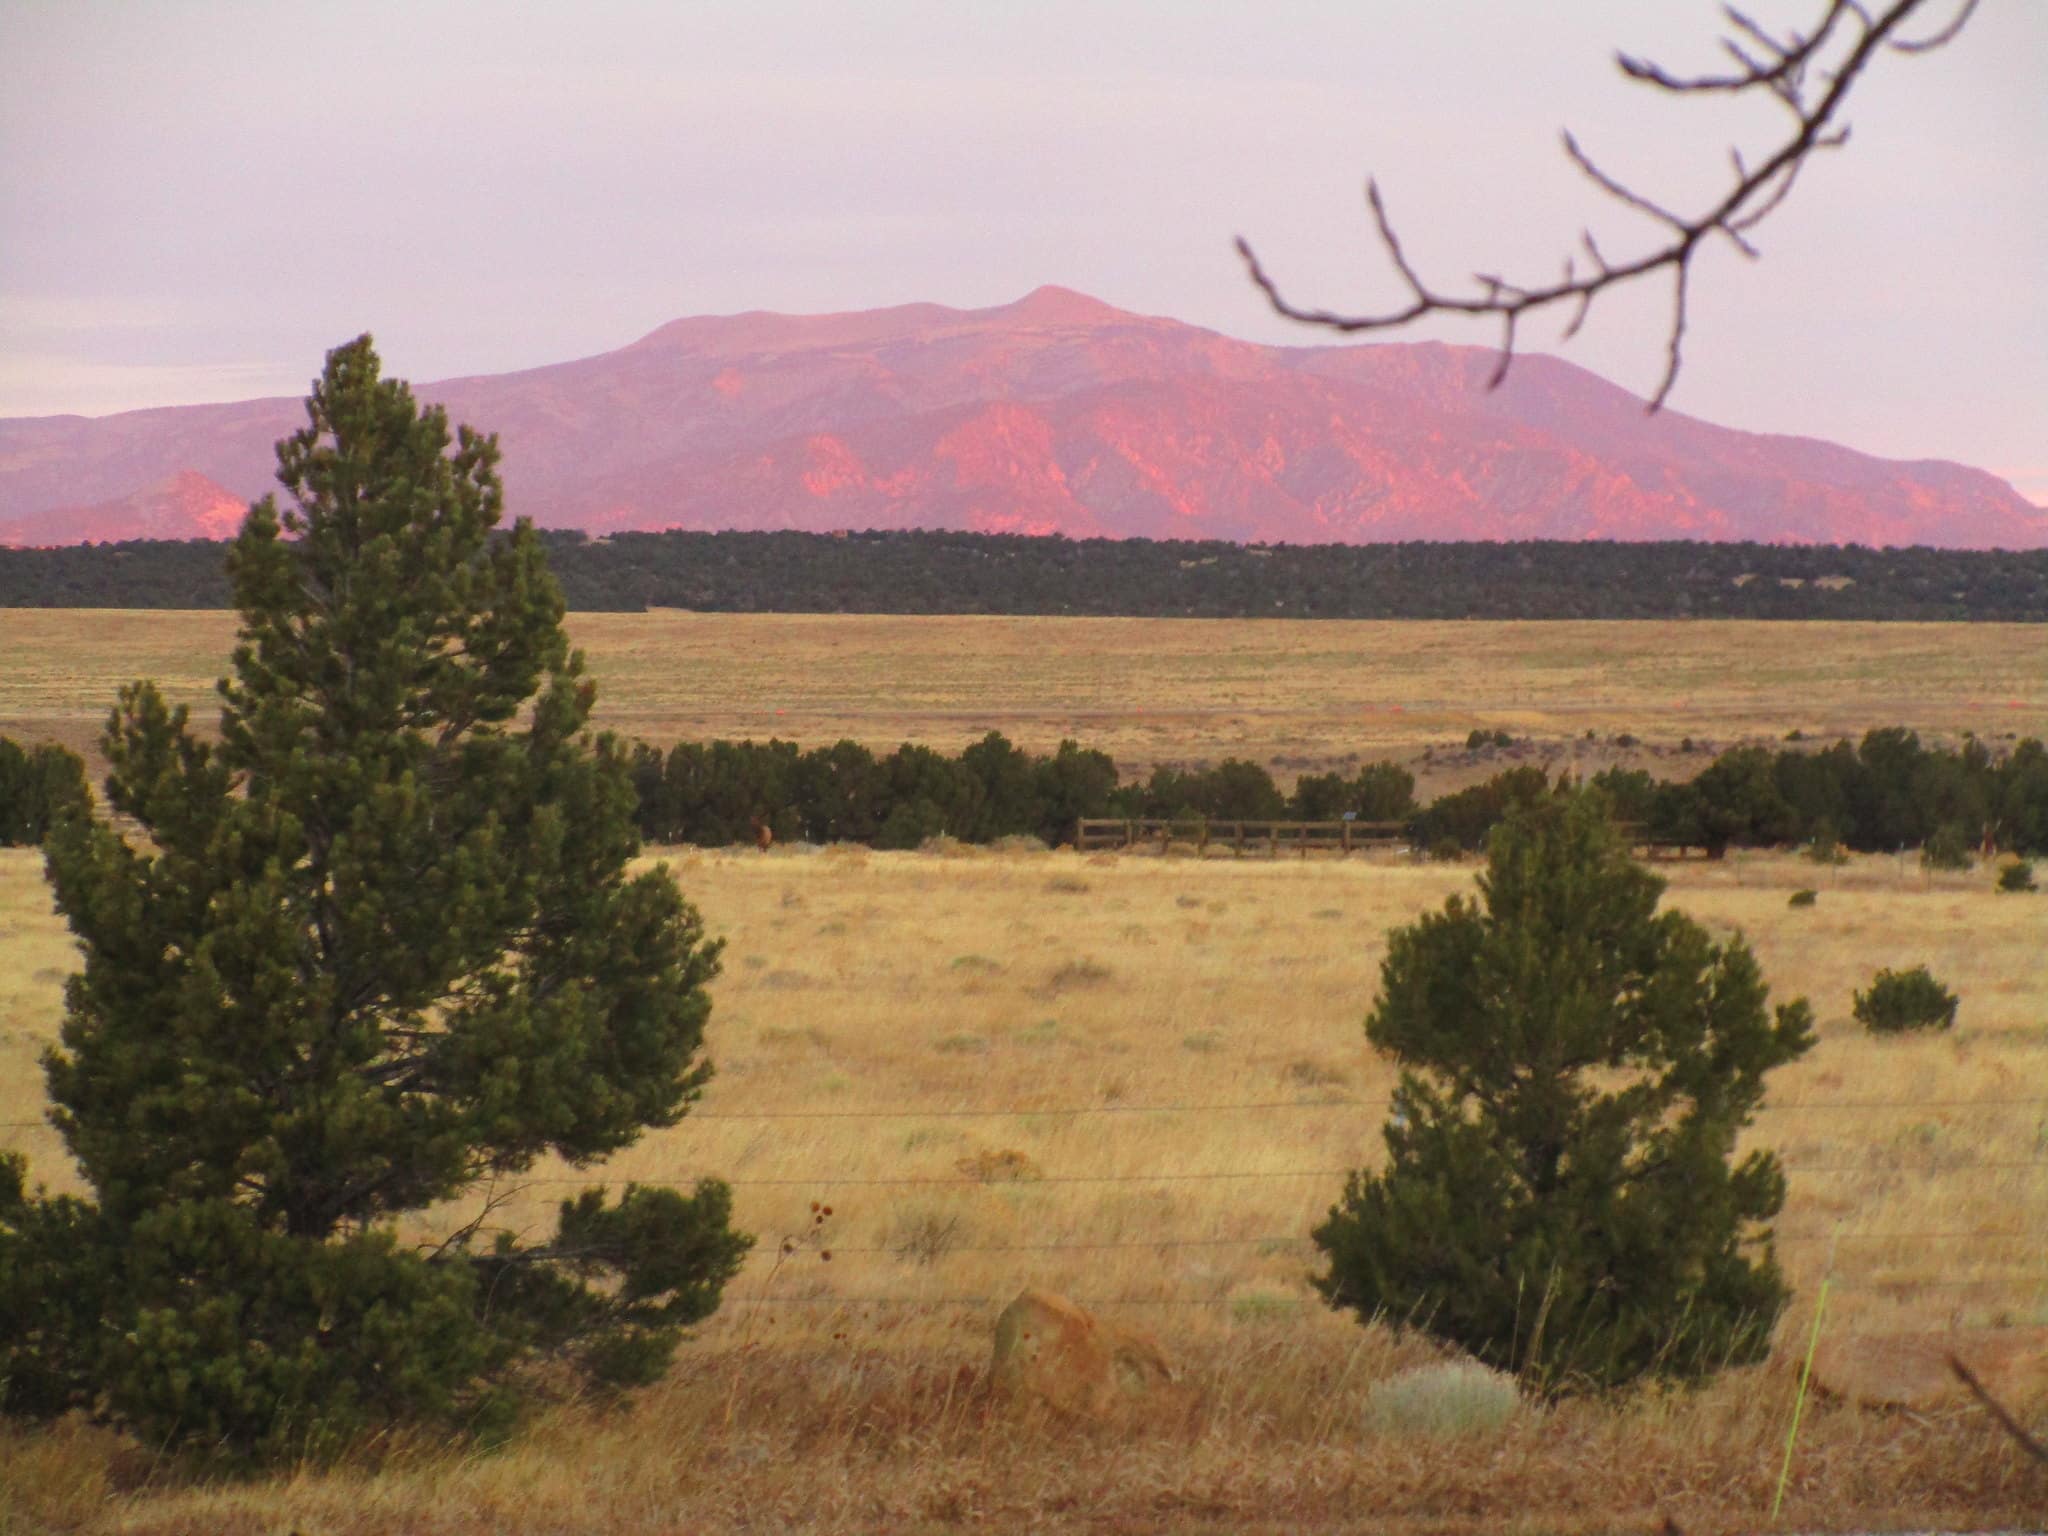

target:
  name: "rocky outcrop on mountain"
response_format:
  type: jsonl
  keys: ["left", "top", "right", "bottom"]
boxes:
{"left": 0, "top": 469, "right": 248, "bottom": 546}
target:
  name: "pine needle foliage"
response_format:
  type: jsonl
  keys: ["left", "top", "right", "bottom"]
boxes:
{"left": 1313, "top": 790, "right": 1814, "bottom": 1397}
{"left": 0, "top": 337, "right": 749, "bottom": 1464}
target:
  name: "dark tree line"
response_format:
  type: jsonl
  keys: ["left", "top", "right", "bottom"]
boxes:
{"left": 4, "top": 530, "right": 2045, "bottom": 621}
{"left": 1593, "top": 729, "right": 2048, "bottom": 857}
{"left": 625, "top": 733, "right": 1418, "bottom": 849}
{"left": 617, "top": 725, "right": 2047, "bottom": 859}
{"left": 13, "top": 723, "right": 2042, "bottom": 860}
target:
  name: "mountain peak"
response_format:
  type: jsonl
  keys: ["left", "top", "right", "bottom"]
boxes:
{"left": 998, "top": 285, "right": 1132, "bottom": 326}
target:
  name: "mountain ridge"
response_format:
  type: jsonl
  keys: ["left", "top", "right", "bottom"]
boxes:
{"left": 2, "top": 289, "right": 2041, "bottom": 548}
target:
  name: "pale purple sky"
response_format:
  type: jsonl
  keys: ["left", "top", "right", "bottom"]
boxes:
{"left": 3, "top": 1, "right": 2042, "bottom": 499}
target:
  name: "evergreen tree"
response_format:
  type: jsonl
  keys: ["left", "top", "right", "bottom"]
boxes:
{"left": 959, "top": 730, "right": 1041, "bottom": 840}
{"left": 1314, "top": 790, "right": 1813, "bottom": 1395}
{"left": 1350, "top": 760, "right": 1417, "bottom": 822}
{"left": 2, "top": 336, "right": 748, "bottom": 1461}
{"left": 0, "top": 737, "right": 91, "bottom": 846}
{"left": 796, "top": 738, "right": 886, "bottom": 844}
{"left": 1031, "top": 739, "right": 1119, "bottom": 845}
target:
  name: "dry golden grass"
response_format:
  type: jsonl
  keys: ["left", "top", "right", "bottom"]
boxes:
{"left": 3, "top": 840, "right": 2044, "bottom": 1533}
{"left": 4, "top": 611, "right": 2045, "bottom": 792}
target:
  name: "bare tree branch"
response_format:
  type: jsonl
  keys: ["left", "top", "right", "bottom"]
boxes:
{"left": 1950, "top": 1353, "right": 2048, "bottom": 1467}
{"left": 1892, "top": 0, "right": 1981, "bottom": 51}
{"left": 1236, "top": 0, "right": 1981, "bottom": 410}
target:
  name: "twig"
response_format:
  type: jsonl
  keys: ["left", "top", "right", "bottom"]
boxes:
{"left": 1236, "top": 0, "right": 1982, "bottom": 410}
{"left": 1949, "top": 1353, "right": 2048, "bottom": 1466}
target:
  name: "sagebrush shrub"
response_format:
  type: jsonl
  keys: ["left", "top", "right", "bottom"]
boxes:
{"left": 1997, "top": 861, "right": 2036, "bottom": 894}
{"left": 1853, "top": 965, "right": 1959, "bottom": 1034}
{"left": 1788, "top": 889, "right": 1818, "bottom": 908}
{"left": 1364, "top": 1361, "right": 1521, "bottom": 1438}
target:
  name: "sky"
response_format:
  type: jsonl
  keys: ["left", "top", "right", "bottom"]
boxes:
{"left": 2, "top": 0, "right": 2042, "bottom": 499}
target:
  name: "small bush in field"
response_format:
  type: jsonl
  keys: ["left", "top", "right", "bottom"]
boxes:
{"left": 1365, "top": 1361, "right": 1521, "bottom": 1438}
{"left": 1997, "top": 861, "right": 2036, "bottom": 894}
{"left": 1788, "top": 889, "right": 1818, "bottom": 908}
{"left": 1853, "top": 966, "right": 1958, "bottom": 1034}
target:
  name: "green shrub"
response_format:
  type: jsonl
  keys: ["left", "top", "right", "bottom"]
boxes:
{"left": 1315, "top": 791, "right": 1813, "bottom": 1397}
{"left": 1853, "top": 966, "right": 1959, "bottom": 1034}
{"left": 1364, "top": 1360, "right": 1521, "bottom": 1438}
{"left": 1919, "top": 822, "right": 1974, "bottom": 872}
{"left": 1997, "top": 861, "right": 2037, "bottom": 894}
{"left": 1788, "top": 889, "right": 1818, "bottom": 908}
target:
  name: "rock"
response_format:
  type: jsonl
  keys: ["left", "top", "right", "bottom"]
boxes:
{"left": 1806, "top": 1328, "right": 2048, "bottom": 1412}
{"left": 989, "top": 1287, "right": 1177, "bottom": 1423}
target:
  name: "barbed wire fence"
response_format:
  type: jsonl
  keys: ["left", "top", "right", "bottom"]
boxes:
{"left": 6, "top": 1091, "right": 2043, "bottom": 1320}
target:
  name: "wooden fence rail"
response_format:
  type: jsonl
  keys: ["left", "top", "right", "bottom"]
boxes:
{"left": 1077, "top": 818, "right": 1721, "bottom": 860}
{"left": 1074, "top": 818, "right": 1407, "bottom": 857}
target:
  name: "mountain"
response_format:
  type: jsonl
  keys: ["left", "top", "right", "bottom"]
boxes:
{"left": 0, "top": 469, "right": 249, "bottom": 546}
{"left": 3, "top": 287, "right": 2042, "bottom": 548}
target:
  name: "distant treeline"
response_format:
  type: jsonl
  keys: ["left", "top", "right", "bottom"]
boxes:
{"left": 619, "top": 727, "right": 2048, "bottom": 858}
{"left": 8, "top": 725, "right": 2043, "bottom": 859}
{"left": 4, "top": 530, "right": 2046, "bottom": 620}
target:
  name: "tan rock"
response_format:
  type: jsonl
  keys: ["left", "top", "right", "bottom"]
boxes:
{"left": 1806, "top": 1328, "right": 2048, "bottom": 1412}
{"left": 990, "top": 1287, "right": 1177, "bottom": 1423}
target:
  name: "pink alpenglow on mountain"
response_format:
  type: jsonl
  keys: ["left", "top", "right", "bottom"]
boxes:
{"left": 1, "top": 289, "right": 2041, "bottom": 549}
{"left": 0, "top": 470, "right": 250, "bottom": 547}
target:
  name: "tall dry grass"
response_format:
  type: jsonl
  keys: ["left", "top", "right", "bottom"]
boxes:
{"left": 4, "top": 611, "right": 2043, "bottom": 790}
{"left": 3, "top": 839, "right": 2044, "bottom": 1532}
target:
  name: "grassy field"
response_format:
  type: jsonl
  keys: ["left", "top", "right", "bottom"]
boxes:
{"left": 4, "top": 611, "right": 2045, "bottom": 793}
{"left": 3, "top": 837, "right": 2044, "bottom": 1534}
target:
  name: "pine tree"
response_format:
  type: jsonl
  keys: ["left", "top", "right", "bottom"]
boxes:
{"left": 1313, "top": 790, "right": 1813, "bottom": 1395}
{"left": 2, "top": 336, "right": 748, "bottom": 1461}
